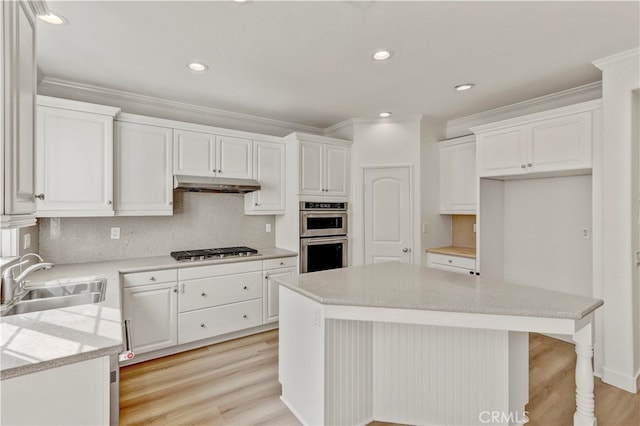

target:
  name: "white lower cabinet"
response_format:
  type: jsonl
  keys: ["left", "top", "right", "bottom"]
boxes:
{"left": 1, "top": 356, "right": 110, "bottom": 425}
{"left": 122, "top": 270, "right": 178, "bottom": 355}
{"left": 426, "top": 252, "right": 476, "bottom": 275}
{"left": 263, "top": 257, "right": 297, "bottom": 324}
{"left": 121, "top": 257, "right": 297, "bottom": 359}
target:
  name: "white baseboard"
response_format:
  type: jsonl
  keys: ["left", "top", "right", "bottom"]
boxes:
{"left": 602, "top": 367, "right": 640, "bottom": 393}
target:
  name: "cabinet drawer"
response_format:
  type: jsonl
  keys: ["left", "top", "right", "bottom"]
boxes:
{"left": 427, "top": 253, "right": 476, "bottom": 270}
{"left": 263, "top": 257, "right": 297, "bottom": 270}
{"left": 178, "top": 260, "right": 262, "bottom": 281}
{"left": 123, "top": 269, "right": 177, "bottom": 287}
{"left": 178, "top": 299, "right": 262, "bottom": 344}
{"left": 179, "top": 271, "right": 262, "bottom": 313}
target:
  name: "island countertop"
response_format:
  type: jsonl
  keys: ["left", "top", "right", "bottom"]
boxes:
{"left": 274, "top": 262, "right": 603, "bottom": 320}
{"left": 1, "top": 247, "right": 297, "bottom": 380}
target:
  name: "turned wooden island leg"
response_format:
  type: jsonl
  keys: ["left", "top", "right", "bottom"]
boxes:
{"left": 572, "top": 321, "right": 596, "bottom": 426}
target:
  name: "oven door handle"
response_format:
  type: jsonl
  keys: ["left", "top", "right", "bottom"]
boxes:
{"left": 301, "top": 236, "right": 348, "bottom": 245}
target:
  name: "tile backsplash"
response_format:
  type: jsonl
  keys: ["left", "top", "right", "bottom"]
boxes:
{"left": 39, "top": 192, "right": 275, "bottom": 264}
{"left": 452, "top": 215, "right": 476, "bottom": 249}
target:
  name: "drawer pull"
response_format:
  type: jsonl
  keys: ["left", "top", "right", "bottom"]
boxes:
{"left": 201, "top": 292, "right": 207, "bottom": 297}
{"left": 280, "top": 261, "right": 284, "bottom": 266}
{"left": 243, "top": 286, "right": 248, "bottom": 290}
{"left": 200, "top": 323, "right": 206, "bottom": 328}
{"left": 448, "top": 260, "right": 452, "bottom": 263}
{"left": 243, "top": 314, "right": 248, "bottom": 319}
{"left": 149, "top": 276, "right": 156, "bottom": 281}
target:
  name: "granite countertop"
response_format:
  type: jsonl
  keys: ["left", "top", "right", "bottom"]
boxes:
{"left": 274, "top": 262, "right": 603, "bottom": 321}
{"left": 426, "top": 245, "right": 476, "bottom": 259}
{"left": 0, "top": 247, "right": 296, "bottom": 380}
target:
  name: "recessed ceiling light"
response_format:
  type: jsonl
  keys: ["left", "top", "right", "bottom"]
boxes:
{"left": 454, "top": 83, "right": 475, "bottom": 91}
{"left": 379, "top": 112, "right": 392, "bottom": 118}
{"left": 372, "top": 49, "right": 393, "bottom": 61}
{"left": 37, "top": 12, "right": 66, "bottom": 25}
{"left": 233, "top": 0, "right": 250, "bottom": 2}
{"left": 187, "top": 62, "right": 209, "bottom": 72}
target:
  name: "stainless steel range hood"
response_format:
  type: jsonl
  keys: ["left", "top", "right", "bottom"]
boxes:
{"left": 173, "top": 175, "right": 261, "bottom": 194}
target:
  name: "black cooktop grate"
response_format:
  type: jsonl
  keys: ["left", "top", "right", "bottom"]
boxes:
{"left": 170, "top": 246, "right": 259, "bottom": 262}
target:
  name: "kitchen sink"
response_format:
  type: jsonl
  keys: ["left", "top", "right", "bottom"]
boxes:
{"left": 0, "top": 278, "right": 106, "bottom": 317}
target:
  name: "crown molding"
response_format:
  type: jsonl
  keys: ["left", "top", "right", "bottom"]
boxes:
{"left": 446, "top": 81, "right": 602, "bottom": 138}
{"left": 39, "top": 76, "right": 325, "bottom": 136}
{"left": 593, "top": 48, "right": 640, "bottom": 70}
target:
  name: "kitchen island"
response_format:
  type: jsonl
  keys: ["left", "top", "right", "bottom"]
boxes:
{"left": 274, "top": 262, "right": 603, "bottom": 426}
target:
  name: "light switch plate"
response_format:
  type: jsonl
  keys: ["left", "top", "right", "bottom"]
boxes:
{"left": 110, "top": 227, "right": 120, "bottom": 240}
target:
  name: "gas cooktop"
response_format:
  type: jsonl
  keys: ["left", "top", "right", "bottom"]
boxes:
{"left": 170, "top": 246, "right": 260, "bottom": 262}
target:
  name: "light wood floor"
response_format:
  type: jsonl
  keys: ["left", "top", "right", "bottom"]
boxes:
{"left": 120, "top": 330, "right": 639, "bottom": 426}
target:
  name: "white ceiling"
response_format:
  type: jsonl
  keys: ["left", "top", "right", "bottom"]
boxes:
{"left": 38, "top": 1, "right": 639, "bottom": 129}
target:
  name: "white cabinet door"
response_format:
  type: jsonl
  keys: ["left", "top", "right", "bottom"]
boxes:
{"left": 528, "top": 111, "right": 592, "bottom": 172}
{"left": 299, "top": 141, "right": 324, "bottom": 195}
{"left": 35, "top": 106, "right": 115, "bottom": 216}
{"left": 324, "top": 144, "right": 349, "bottom": 197}
{"left": 173, "top": 129, "right": 216, "bottom": 176}
{"left": 115, "top": 121, "right": 173, "bottom": 216}
{"left": 440, "top": 137, "right": 476, "bottom": 213}
{"left": 123, "top": 282, "right": 178, "bottom": 354}
{"left": 263, "top": 267, "right": 296, "bottom": 324}
{"left": 217, "top": 135, "right": 252, "bottom": 179}
{"left": 476, "top": 128, "right": 526, "bottom": 177}
{"left": 2, "top": 0, "right": 36, "bottom": 216}
{"left": 245, "top": 140, "right": 285, "bottom": 214}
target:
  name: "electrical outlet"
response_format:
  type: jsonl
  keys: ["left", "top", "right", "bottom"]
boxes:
{"left": 23, "top": 233, "right": 30, "bottom": 250}
{"left": 110, "top": 227, "right": 120, "bottom": 240}
{"left": 581, "top": 228, "right": 591, "bottom": 240}
{"left": 266, "top": 223, "right": 272, "bottom": 233}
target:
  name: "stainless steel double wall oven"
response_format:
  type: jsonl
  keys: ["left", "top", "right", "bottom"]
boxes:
{"left": 299, "top": 202, "right": 348, "bottom": 273}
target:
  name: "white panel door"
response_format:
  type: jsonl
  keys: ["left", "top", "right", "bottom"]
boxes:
{"left": 529, "top": 111, "right": 592, "bottom": 172}
{"left": 299, "top": 141, "right": 323, "bottom": 195}
{"left": 263, "top": 267, "right": 296, "bottom": 324}
{"left": 324, "top": 144, "right": 349, "bottom": 197}
{"left": 173, "top": 129, "right": 216, "bottom": 176}
{"left": 123, "top": 282, "right": 178, "bottom": 354}
{"left": 477, "top": 128, "right": 527, "bottom": 177}
{"left": 247, "top": 140, "right": 285, "bottom": 213}
{"left": 35, "top": 106, "right": 114, "bottom": 216}
{"left": 364, "top": 167, "right": 412, "bottom": 264}
{"left": 115, "top": 121, "right": 173, "bottom": 215}
{"left": 217, "top": 135, "right": 252, "bottom": 179}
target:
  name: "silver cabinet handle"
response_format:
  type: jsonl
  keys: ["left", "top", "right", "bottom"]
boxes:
{"left": 243, "top": 314, "right": 248, "bottom": 319}
{"left": 255, "top": 203, "right": 259, "bottom": 206}
{"left": 201, "top": 292, "right": 207, "bottom": 297}
{"left": 123, "top": 319, "right": 133, "bottom": 352}
{"left": 527, "top": 163, "right": 532, "bottom": 167}
{"left": 265, "top": 275, "right": 269, "bottom": 280}
{"left": 107, "top": 200, "right": 112, "bottom": 205}
{"left": 280, "top": 262, "right": 284, "bottom": 266}
{"left": 169, "top": 201, "right": 173, "bottom": 206}
{"left": 35, "top": 193, "right": 45, "bottom": 200}
{"left": 243, "top": 286, "right": 248, "bottom": 290}
{"left": 448, "top": 259, "right": 453, "bottom": 263}
{"left": 149, "top": 276, "right": 156, "bottom": 281}
{"left": 200, "top": 323, "right": 206, "bottom": 328}
{"left": 173, "top": 288, "right": 177, "bottom": 293}
{"left": 402, "top": 248, "right": 410, "bottom": 253}
{"left": 521, "top": 164, "right": 526, "bottom": 168}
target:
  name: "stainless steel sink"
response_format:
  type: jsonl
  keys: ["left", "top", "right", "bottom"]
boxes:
{"left": 0, "top": 278, "right": 106, "bottom": 317}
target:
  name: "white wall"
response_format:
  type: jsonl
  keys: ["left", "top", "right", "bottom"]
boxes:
{"left": 420, "top": 118, "right": 450, "bottom": 266}
{"left": 503, "top": 176, "right": 593, "bottom": 296}
{"left": 593, "top": 48, "right": 640, "bottom": 393}
{"left": 350, "top": 116, "right": 423, "bottom": 266}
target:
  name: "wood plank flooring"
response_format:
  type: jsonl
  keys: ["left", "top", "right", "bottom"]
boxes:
{"left": 120, "top": 330, "right": 639, "bottom": 426}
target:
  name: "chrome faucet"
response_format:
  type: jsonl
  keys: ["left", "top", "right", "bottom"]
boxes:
{"left": 1, "top": 255, "right": 53, "bottom": 304}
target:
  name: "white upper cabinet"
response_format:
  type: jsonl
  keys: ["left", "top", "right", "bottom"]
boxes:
{"left": 35, "top": 96, "right": 120, "bottom": 217}
{"left": 217, "top": 135, "right": 252, "bottom": 179}
{"left": 474, "top": 100, "right": 600, "bottom": 179}
{"left": 1, "top": 0, "right": 37, "bottom": 226}
{"left": 173, "top": 129, "right": 215, "bottom": 176}
{"left": 439, "top": 135, "right": 476, "bottom": 214}
{"left": 115, "top": 118, "right": 173, "bottom": 216}
{"left": 299, "top": 138, "right": 350, "bottom": 197}
{"left": 173, "top": 130, "right": 252, "bottom": 179}
{"left": 245, "top": 139, "right": 286, "bottom": 215}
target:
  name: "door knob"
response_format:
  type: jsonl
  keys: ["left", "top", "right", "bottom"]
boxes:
{"left": 402, "top": 248, "right": 410, "bottom": 253}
